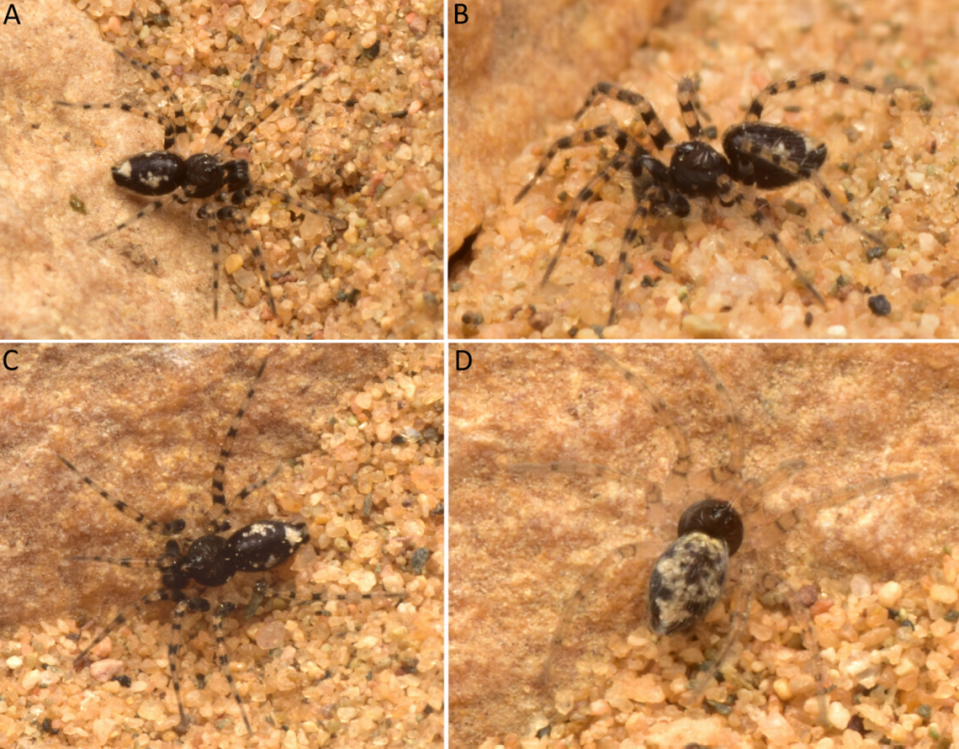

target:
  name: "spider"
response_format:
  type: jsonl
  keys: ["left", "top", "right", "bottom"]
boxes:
{"left": 54, "top": 36, "right": 345, "bottom": 319}
{"left": 514, "top": 71, "right": 922, "bottom": 327}
{"left": 511, "top": 348, "right": 916, "bottom": 737}
{"left": 57, "top": 358, "right": 386, "bottom": 737}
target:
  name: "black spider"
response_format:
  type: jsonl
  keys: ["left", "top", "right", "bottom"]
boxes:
{"left": 55, "top": 37, "right": 345, "bottom": 319}
{"left": 515, "top": 71, "right": 922, "bottom": 326}
{"left": 57, "top": 359, "right": 352, "bottom": 736}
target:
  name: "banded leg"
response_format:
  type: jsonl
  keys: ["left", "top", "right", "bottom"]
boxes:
{"left": 116, "top": 49, "right": 189, "bottom": 151}
{"left": 57, "top": 453, "right": 186, "bottom": 536}
{"left": 592, "top": 348, "right": 693, "bottom": 502}
{"left": 737, "top": 134, "right": 887, "bottom": 248}
{"left": 514, "top": 125, "right": 639, "bottom": 204}
{"left": 745, "top": 70, "right": 921, "bottom": 123}
{"left": 74, "top": 588, "right": 186, "bottom": 666}
{"left": 540, "top": 147, "right": 632, "bottom": 287}
{"left": 211, "top": 602, "right": 253, "bottom": 735}
{"left": 199, "top": 204, "right": 278, "bottom": 316}
{"left": 206, "top": 359, "right": 268, "bottom": 531}
{"left": 573, "top": 82, "right": 673, "bottom": 150}
{"left": 251, "top": 185, "right": 348, "bottom": 229}
{"left": 223, "top": 57, "right": 330, "bottom": 153}
{"left": 88, "top": 192, "right": 185, "bottom": 243}
{"left": 676, "top": 76, "right": 716, "bottom": 140}
{"left": 169, "top": 596, "right": 212, "bottom": 734}
{"left": 53, "top": 100, "right": 178, "bottom": 151}
{"left": 205, "top": 38, "right": 267, "bottom": 149}
{"left": 608, "top": 187, "right": 658, "bottom": 326}
{"left": 716, "top": 178, "right": 827, "bottom": 307}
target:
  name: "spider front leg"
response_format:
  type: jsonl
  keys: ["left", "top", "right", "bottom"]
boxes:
{"left": 573, "top": 82, "right": 673, "bottom": 150}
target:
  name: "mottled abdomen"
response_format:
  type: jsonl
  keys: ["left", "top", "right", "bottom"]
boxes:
{"left": 649, "top": 531, "right": 729, "bottom": 635}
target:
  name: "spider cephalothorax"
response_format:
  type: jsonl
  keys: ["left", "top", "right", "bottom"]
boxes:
{"left": 515, "top": 72, "right": 922, "bottom": 327}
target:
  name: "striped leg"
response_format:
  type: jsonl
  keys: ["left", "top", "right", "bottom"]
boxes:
{"left": 168, "top": 596, "right": 212, "bottom": 734}
{"left": 676, "top": 76, "right": 716, "bottom": 140}
{"left": 57, "top": 453, "right": 185, "bottom": 536}
{"left": 251, "top": 184, "right": 347, "bottom": 229}
{"left": 608, "top": 187, "right": 657, "bottom": 326}
{"left": 88, "top": 192, "right": 185, "bottom": 243}
{"left": 716, "top": 177, "right": 827, "bottom": 307}
{"left": 573, "top": 82, "right": 673, "bottom": 150}
{"left": 745, "top": 70, "right": 921, "bottom": 123}
{"left": 206, "top": 359, "right": 268, "bottom": 532}
{"left": 204, "top": 38, "right": 267, "bottom": 151}
{"left": 514, "top": 125, "right": 639, "bottom": 204}
{"left": 74, "top": 588, "right": 186, "bottom": 666}
{"left": 211, "top": 602, "right": 253, "bottom": 735}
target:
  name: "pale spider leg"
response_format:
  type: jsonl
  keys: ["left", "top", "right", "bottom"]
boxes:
{"left": 205, "top": 38, "right": 267, "bottom": 150}
{"left": 745, "top": 70, "right": 921, "bottom": 123}
{"left": 211, "top": 602, "right": 254, "bottom": 736}
{"left": 694, "top": 352, "right": 745, "bottom": 484}
{"left": 250, "top": 185, "right": 348, "bottom": 228}
{"left": 776, "top": 575, "right": 829, "bottom": 727}
{"left": 168, "top": 595, "right": 211, "bottom": 734}
{"left": 87, "top": 192, "right": 187, "bottom": 243}
{"left": 206, "top": 359, "right": 267, "bottom": 532}
{"left": 57, "top": 453, "right": 186, "bottom": 536}
{"left": 676, "top": 76, "right": 715, "bottom": 140}
{"left": 737, "top": 135, "right": 886, "bottom": 248}
{"left": 514, "top": 125, "right": 638, "bottom": 204}
{"left": 716, "top": 176, "right": 827, "bottom": 307}
{"left": 222, "top": 63, "right": 331, "bottom": 154}
{"left": 753, "top": 473, "right": 918, "bottom": 550}
{"left": 540, "top": 150, "right": 630, "bottom": 287}
{"left": 538, "top": 541, "right": 661, "bottom": 696}
{"left": 729, "top": 458, "right": 808, "bottom": 517}
{"left": 573, "top": 82, "right": 673, "bottom": 150}
{"left": 592, "top": 348, "right": 693, "bottom": 501}
{"left": 197, "top": 202, "right": 278, "bottom": 315}
{"left": 73, "top": 588, "right": 187, "bottom": 666}
{"left": 682, "top": 556, "right": 757, "bottom": 708}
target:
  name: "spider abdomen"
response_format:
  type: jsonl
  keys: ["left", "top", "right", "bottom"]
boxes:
{"left": 229, "top": 520, "right": 310, "bottom": 573}
{"left": 112, "top": 150, "right": 186, "bottom": 196}
{"left": 723, "top": 123, "right": 827, "bottom": 189}
{"left": 649, "top": 531, "right": 729, "bottom": 635}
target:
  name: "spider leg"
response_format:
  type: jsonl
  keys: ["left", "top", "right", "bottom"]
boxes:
{"left": 738, "top": 135, "right": 887, "bottom": 249}
{"left": 573, "top": 82, "right": 673, "bottom": 150}
{"left": 775, "top": 576, "right": 829, "bottom": 727}
{"left": 57, "top": 453, "right": 186, "bottom": 536}
{"left": 88, "top": 192, "right": 186, "bottom": 243}
{"left": 253, "top": 580, "right": 402, "bottom": 612}
{"left": 203, "top": 210, "right": 224, "bottom": 320}
{"left": 66, "top": 555, "right": 165, "bottom": 569}
{"left": 745, "top": 70, "right": 921, "bottom": 123}
{"left": 694, "top": 353, "right": 745, "bottom": 484}
{"left": 592, "top": 348, "right": 692, "bottom": 501}
{"left": 514, "top": 125, "right": 637, "bottom": 204}
{"left": 250, "top": 185, "right": 348, "bottom": 229}
{"left": 752, "top": 473, "right": 918, "bottom": 550}
{"left": 167, "top": 595, "right": 213, "bottom": 734}
{"left": 114, "top": 49, "right": 189, "bottom": 152}
{"left": 205, "top": 38, "right": 267, "bottom": 150}
{"left": 541, "top": 147, "right": 631, "bottom": 287}
{"left": 54, "top": 100, "right": 179, "bottom": 152}
{"left": 716, "top": 175, "right": 827, "bottom": 307}
{"left": 683, "top": 556, "right": 756, "bottom": 708}
{"left": 222, "top": 57, "right": 331, "bottom": 154}
{"left": 206, "top": 359, "right": 267, "bottom": 532}
{"left": 211, "top": 602, "right": 253, "bottom": 736}
{"left": 676, "top": 76, "right": 716, "bottom": 141}
{"left": 199, "top": 204, "right": 279, "bottom": 316}
{"left": 74, "top": 588, "right": 187, "bottom": 666}
{"left": 538, "top": 541, "right": 660, "bottom": 697}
